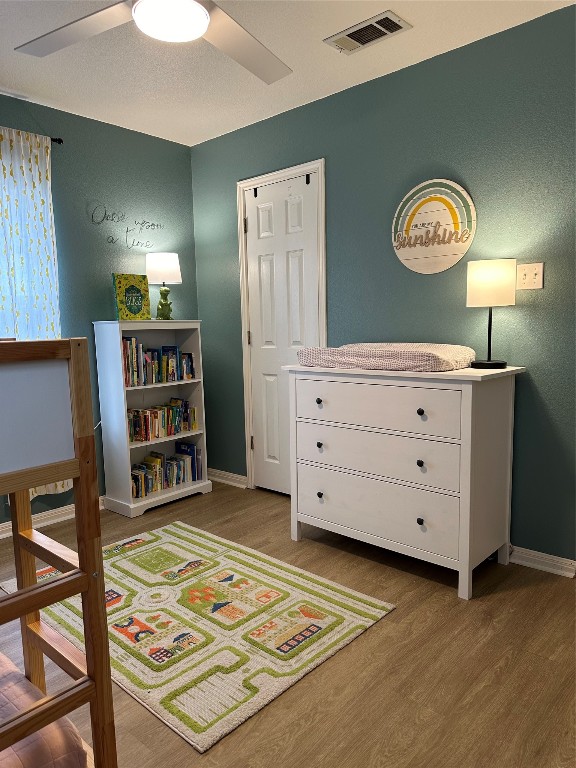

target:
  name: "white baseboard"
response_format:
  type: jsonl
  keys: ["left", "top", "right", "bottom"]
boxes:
{"left": 207, "top": 468, "right": 248, "bottom": 489}
{"left": 2, "top": 500, "right": 572, "bottom": 582}
{"left": 510, "top": 546, "right": 576, "bottom": 578}
{"left": 0, "top": 497, "right": 106, "bottom": 540}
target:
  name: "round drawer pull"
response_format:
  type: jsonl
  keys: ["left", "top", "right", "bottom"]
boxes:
{"left": 316, "top": 441, "right": 323, "bottom": 449}
{"left": 416, "top": 517, "right": 424, "bottom": 526}
{"left": 317, "top": 491, "right": 324, "bottom": 499}
{"left": 416, "top": 407, "right": 425, "bottom": 416}
{"left": 416, "top": 459, "right": 424, "bottom": 468}
{"left": 316, "top": 397, "right": 323, "bottom": 405}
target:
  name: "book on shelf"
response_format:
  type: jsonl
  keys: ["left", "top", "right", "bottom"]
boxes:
{"left": 131, "top": 450, "right": 193, "bottom": 497}
{"left": 174, "top": 440, "right": 195, "bottom": 457}
{"left": 175, "top": 440, "right": 199, "bottom": 481}
{"left": 172, "top": 452, "right": 193, "bottom": 483}
{"left": 146, "top": 348, "right": 161, "bottom": 384}
{"left": 130, "top": 473, "right": 139, "bottom": 499}
{"left": 170, "top": 398, "right": 186, "bottom": 431}
{"left": 161, "top": 345, "right": 180, "bottom": 382}
{"left": 121, "top": 335, "right": 196, "bottom": 388}
{"left": 148, "top": 451, "right": 167, "bottom": 489}
{"left": 169, "top": 398, "right": 197, "bottom": 432}
{"left": 181, "top": 352, "right": 195, "bottom": 379}
{"left": 134, "top": 464, "right": 154, "bottom": 495}
{"left": 142, "top": 454, "right": 163, "bottom": 492}
{"left": 165, "top": 456, "right": 187, "bottom": 486}
{"left": 128, "top": 400, "right": 194, "bottom": 443}
{"left": 122, "top": 336, "right": 137, "bottom": 388}
{"left": 137, "top": 342, "right": 144, "bottom": 386}
{"left": 131, "top": 464, "right": 155, "bottom": 499}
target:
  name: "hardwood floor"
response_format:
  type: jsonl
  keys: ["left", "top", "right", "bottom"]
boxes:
{"left": 1, "top": 482, "right": 574, "bottom": 767}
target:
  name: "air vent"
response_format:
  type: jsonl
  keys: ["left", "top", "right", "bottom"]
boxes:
{"left": 324, "top": 10, "right": 411, "bottom": 55}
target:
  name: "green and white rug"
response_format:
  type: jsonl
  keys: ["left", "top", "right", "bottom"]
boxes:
{"left": 3, "top": 522, "right": 394, "bottom": 752}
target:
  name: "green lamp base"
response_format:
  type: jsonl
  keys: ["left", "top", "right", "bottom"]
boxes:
{"left": 156, "top": 284, "right": 173, "bottom": 320}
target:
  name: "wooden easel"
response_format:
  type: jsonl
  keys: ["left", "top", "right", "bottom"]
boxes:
{"left": 0, "top": 338, "right": 118, "bottom": 767}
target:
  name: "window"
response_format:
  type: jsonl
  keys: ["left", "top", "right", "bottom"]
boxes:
{"left": 0, "top": 126, "right": 61, "bottom": 340}
{"left": 0, "top": 126, "right": 68, "bottom": 498}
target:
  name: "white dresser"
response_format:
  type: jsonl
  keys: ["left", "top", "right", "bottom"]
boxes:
{"left": 286, "top": 365, "right": 525, "bottom": 599}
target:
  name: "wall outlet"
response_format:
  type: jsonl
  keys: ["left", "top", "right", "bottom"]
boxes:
{"left": 517, "top": 262, "right": 544, "bottom": 290}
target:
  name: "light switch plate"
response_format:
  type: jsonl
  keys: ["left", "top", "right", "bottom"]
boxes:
{"left": 517, "top": 263, "right": 544, "bottom": 290}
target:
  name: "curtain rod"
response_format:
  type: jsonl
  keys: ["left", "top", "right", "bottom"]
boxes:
{"left": 50, "top": 137, "right": 63, "bottom": 144}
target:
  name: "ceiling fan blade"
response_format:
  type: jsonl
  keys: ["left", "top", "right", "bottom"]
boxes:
{"left": 202, "top": 1, "right": 291, "bottom": 84}
{"left": 15, "top": 1, "right": 133, "bottom": 57}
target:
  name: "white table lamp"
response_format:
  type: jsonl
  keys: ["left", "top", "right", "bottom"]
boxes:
{"left": 146, "top": 252, "right": 182, "bottom": 320}
{"left": 466, "top": 258, "right": 516, "bottom": 369}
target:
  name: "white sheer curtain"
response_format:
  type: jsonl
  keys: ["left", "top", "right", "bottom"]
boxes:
{"left": 0, "top": 126, "right": 71, "bottom": 497}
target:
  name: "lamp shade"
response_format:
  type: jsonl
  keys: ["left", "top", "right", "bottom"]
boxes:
{"left": 132, "top": 0, "right": 210, "bottom": 43}
{"left": 466, "top": 259, "right": 517, "bottom": 308}
{"left": 145, "top": 253, "right": 182, "bottom": 285}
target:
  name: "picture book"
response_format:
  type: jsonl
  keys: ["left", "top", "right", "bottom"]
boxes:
{"left": 161, "top": 345, "right": 180, "bottom": 382}
{"left": 113, "top": 274, "right": 151, "bottom": 320}
{"left": 181, "top": 352, "right": 196, "bottom": 379}
{"left": 175, "top": 440, "right": 197, "bottom": 481}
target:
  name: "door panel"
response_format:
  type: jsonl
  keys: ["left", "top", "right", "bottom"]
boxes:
{"left": 246, "top": 172, "right": 320, "bottom": 493}
{"left": 286, "top": 195, "right": 303, "bottom": 232}
{"left": 258, "top": 203, "right": 274, "bottom": 238}
{"left": 263, "top": 374, "right": 280, "bottom": 463}
{"left": 258, "top": 253, "right": 276, "bottom": 345}
{"left": 287, "top": 249, "right": 305, "bottom": 346}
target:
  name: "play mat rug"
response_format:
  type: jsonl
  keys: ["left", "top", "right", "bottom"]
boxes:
{"left": 2, "top": 522, "right": 394, "bottom": 752}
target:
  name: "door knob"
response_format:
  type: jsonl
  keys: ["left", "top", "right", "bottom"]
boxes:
{"left": 317, "top": 491, "right": 324, "bottom": 499}
{"left": 317, "top": 441, "right": 323, "bottom": 448}
{"left": 416, "top": 407, "right": 425, "bottom": 416}
{"left": 416, "top": 517, "right": 424, "bottom": 526}
{"left": 316, "top": 397, "right": 323, "bottom": 405}
{"left": 416, "top": 459, "right": 424, "bottom": 468}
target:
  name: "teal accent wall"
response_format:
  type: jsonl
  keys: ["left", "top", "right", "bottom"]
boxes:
{"left": 0, "top": 96, "right": 197, "bottom": 517}
{"left": 191, "top": 8, "right": 575, "bottom": 559}
{"left": 0, "top": 10, "right": 573, "bottom": 559}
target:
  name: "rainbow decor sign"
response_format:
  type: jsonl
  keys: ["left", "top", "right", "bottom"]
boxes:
{"left": 392, "top": 179, "right": 476, "bottom": 274}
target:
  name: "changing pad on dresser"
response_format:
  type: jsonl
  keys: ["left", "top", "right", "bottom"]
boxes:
{"left": 297, "top": 343, "right": 476, "bottom": 372}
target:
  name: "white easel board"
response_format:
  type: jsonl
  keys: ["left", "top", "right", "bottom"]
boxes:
{"left": 0, "top": 359, "right": 75, "bottom": 474}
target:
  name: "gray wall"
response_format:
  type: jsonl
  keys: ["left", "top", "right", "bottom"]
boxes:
{"left": 190, "top": 8, "right": 575, "bottom": 559}
{"left": 0, "top": 96, "right": 197, "bottom": 515}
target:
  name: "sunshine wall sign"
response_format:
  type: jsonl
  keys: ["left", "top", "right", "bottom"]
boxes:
{"left": 392, "top": 179, "right": 476, "bottom": 274}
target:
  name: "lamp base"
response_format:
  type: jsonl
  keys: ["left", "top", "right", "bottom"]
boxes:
{"left": 471, "top": 359, "right": 507, "bottom": 369}
{"left": 156, "top": 284, "right": 173, "bottom": 320}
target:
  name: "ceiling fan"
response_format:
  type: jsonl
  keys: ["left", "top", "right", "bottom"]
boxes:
{"left": 15, "top": 0, "right": 292, "bottom": 84}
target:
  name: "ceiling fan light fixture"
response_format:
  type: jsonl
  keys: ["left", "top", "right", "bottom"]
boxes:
{"left": 132, "top": 0, "right": 210, "bottom": 43}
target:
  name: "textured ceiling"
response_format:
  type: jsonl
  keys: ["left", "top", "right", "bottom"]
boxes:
{"left": 0, "top": 1, "right": 571, "bottom": 146}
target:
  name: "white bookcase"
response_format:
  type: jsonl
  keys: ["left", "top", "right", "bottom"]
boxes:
{"left": 93, "top": 320, "right": 212, "bottom": 517}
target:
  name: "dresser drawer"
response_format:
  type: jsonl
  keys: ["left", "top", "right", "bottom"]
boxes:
{"left": 296, "top": 379, "right": 461, "bottom": 438}
{"left": 297, "top": 464, "right": 459, "bottom": 559}
{"left": 296, "top": 422, "right": 460, "bottom": 492}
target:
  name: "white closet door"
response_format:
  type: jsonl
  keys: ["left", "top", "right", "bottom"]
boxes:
{"left": 245, "top": 172, "right": 320, "bottom": 494}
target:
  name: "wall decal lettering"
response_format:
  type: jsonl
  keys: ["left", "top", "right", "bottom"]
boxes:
{"left": 89, "top": 201, "right": 166, "bottom": 251}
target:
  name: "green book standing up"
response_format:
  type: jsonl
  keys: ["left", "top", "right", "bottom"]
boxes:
{"left": 113, "top": 274, "right": 151, "bottom": 320}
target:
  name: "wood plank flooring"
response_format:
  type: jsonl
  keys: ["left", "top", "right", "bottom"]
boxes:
{"left": 0, "top": 482, "right": 574, "bottom": 767}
